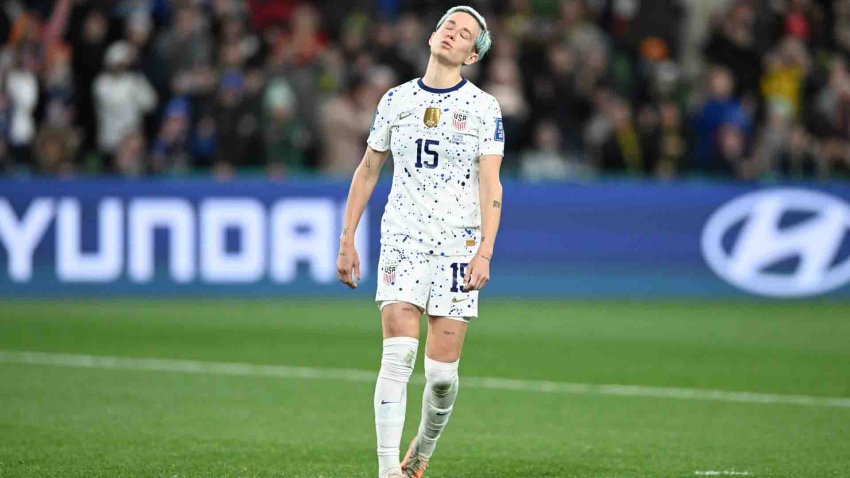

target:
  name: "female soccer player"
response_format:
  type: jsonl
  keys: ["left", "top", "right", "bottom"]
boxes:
{"left": 337, "top": 6, "right": 504, "bottom": 478}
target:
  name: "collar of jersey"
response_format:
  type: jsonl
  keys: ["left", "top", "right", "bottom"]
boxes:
{"left": 416, "top": 78, "right": 467, "bottom": 94}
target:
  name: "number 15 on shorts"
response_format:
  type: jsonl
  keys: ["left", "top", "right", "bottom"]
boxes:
{"left": 450, "top": 262, "right": 469, "bottom": 292}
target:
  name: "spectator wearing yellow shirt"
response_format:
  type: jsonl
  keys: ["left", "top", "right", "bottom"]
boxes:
{"left": 760, "top": 37, "right": 810, "bottom": 119}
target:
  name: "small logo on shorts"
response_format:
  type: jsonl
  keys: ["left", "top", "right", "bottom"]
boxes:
{"left": 383, "top": 264, "right": 397, "bottom": 285}
{"left": 451, "top": 296, "right": 470, "bottom": 303}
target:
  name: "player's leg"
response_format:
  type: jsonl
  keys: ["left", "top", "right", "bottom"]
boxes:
{"left": 403, "top": 255, "right": 476, "bottom": 477}
{"left": 374, "top": 247, "right": 430, "bottom": 478}
{"left": 375, "top": 302, "right": 421, "bottom": 478}
{"left": 402, "top": 316, "right": 467, "bottom": 477}
{"left": 422, "top": 316, "right": 466, "bottom": 445}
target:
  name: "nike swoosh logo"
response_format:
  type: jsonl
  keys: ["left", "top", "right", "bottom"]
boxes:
{"left": 451, "top": 297, "right": 470, "bottom": 303}
{"left": 399, "top": 111, "right": 413, "bottom": 120}
{"left": 381, "top": 400, "right": 400, "bottom": 405}
{"left": 436, "top": 411, "right": 450, "bottom": 416}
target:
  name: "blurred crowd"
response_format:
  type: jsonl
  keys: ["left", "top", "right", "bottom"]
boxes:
{"left": 0, "top": 0, "right": 849, "bottom": 181}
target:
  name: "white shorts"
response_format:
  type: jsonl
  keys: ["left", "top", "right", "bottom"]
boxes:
{"left": 375, "top": 245, "right": 478, "bottom": 321}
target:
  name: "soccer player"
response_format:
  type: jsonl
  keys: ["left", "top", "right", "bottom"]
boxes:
{"left": 336, "top": 5, "right": 504, "bottom": 478}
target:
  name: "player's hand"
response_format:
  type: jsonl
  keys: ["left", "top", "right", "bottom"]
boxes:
{"left": 336, "top": 241, "right": 361, "bottom": 289}
{"left": 463, "top": 253, "right": 491, "bottom": 291}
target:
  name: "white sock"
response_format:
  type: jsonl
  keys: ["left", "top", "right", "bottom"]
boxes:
{"left": 374, "top": 337, "right": 418, "bottom": 477}
{"left": 414, "top": 356, "right": 460, "bottom": 458}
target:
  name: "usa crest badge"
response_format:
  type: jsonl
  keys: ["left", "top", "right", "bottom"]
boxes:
{"left": 383, "top": 264, "right": 397, "bottom": 285}
{"left": 423, "top": 107, "right": 441, "bottom": 128}
{"left": 452, "top": 110, "right": 468, "bottom": 131}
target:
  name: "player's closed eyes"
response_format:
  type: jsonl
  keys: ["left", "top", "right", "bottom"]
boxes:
{"left": 444, "top": 21, "right": 472, "bottom": 40}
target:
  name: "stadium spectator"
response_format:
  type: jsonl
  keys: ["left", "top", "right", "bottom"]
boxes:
{"left": 394, "top": 13, "right": 430, "bottom": 82}
{"left": 753, "top": 102, "right": 795, "bottom": 179}
{"left": 263, "top": 77, "right": 308, "bottom": 178}
{"left": 692, "top": 66, "right": 752, "bottom": 175}
{"left": 761, "top": 36, "right": 810, "bottom": 120}
{"left": 597, "top": 96, "right": 649, "bottom": 176}
{"left": 558, "top": 0, "right": 606, "bottom": 60}
{"left": 654, "top": 99, "right": 687, "bottom": 178}
{"left": 520, "top": 119, "right": 590, "bottom": 182}
{"left": 812, "top": 57, "right": 850, "bottom": 178}
{"left": 714, "top": 123, "right": 752, "bottom": 179}
{"left": 34, "top": 124, "right": 76, "bottom": 176}
{"left": 93, "top": 41, "right": 157, "bottom": 167}
{"left": 482, "top": 56, "right": 527, "bottom": 166}
{"left": 151, "top": 96, "right": 192, "bottom": 175}
{"left": 42, "top": 45, "right": 74, "bottom": 129}
{"left": 319, "top": 75, "right": 377, "bottom": 176}
{"left": 210, "top": 70, "right": 261, "bottom": 178}
{"left": 703, "top": 1, "right": 761, "bottom": 99}
{"left": 68, "top": 8, "right": 109, "bottom": 158}
{"left": 266, "top": 3, "right": 327, "bottom": 156}
{"left": 530, "top": 41, "right": 586, "bottom": 153}
{"left": 124, "top": 11, "right": 160, "bottom": 93}
{"left": 5, "top": 46, "right": 39, "bottom": 171}
{"left": 114, "top": 129, "right": 148, "bottom": 177}
{"left": 155, "top": 4, "right": 214, "bottom": 97}
{"left": 775, "top": 124, "right": 819, "bottom": 179}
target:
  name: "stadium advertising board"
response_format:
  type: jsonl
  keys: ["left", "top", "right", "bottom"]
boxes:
{"left": 1, "top": 179, "right": 848, "bottom": 298}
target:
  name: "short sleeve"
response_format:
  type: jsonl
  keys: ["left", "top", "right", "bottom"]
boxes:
{"left": 366, "top": 89, "right": 395, "bottom": 152}
{"left": 478, "top": 96, "right": 504, "bottom": 157}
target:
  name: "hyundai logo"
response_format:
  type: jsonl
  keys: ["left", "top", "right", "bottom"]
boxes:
{"left": 701, "top": 189, "right": 850, "bottom": 298}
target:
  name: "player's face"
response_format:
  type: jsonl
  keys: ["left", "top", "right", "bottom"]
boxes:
{"left": 429, "top": 12, "right": 480, "bottom": 66}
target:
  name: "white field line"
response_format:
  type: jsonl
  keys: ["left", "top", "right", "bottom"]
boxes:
{"left": 1, "top": 350, "right": 849, "bottom": 409}
{"left": 694, "top": 472, "right": 753, "bottom": 476}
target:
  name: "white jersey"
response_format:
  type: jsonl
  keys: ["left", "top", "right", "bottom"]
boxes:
{"left": 367, "top": 78, "right": 504, "bottom": 256}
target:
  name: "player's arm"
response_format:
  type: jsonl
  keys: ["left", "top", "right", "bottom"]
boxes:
{"left": 464, "top": 154, "right": 503, "bottom": 291}
{"left": 337, "top": 146, "right": 390, "bottom": 288}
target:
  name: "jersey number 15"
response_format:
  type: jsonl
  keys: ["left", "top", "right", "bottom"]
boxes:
{"left": 414, "top": 139, "right": 439, "bottom": 169}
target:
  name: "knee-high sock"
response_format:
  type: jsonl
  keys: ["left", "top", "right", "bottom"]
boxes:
{"left": 414, "top": 356, "right": 459, "bottom": 458}
{"left": 374, "top": 337, "right": 418, "bottom": 477}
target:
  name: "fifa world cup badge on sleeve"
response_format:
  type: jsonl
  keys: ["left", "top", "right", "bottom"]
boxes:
{"left": 424, "top": 107, "right": 441, "bottom": 128}
{"left": 494, "top": 118, "right": 505, "bottom": 142}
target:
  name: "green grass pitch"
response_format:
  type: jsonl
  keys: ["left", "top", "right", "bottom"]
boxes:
{"left": 1, "top": 299, "right": 849, "bottom": 477}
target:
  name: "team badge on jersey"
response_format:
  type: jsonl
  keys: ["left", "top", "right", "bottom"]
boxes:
{"left": 452, "top": 110, "right": 468, "bottom": 131}
{"left": 383, "top": 264, "right": 397, "bottom": 285}
{"left": 423, "top": 107, "right": 441, "bottom": 128}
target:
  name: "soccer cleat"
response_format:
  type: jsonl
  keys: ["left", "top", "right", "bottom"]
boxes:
{"left": 382, "top": 471, "right": 404, "bottom": 478}
{"left": 400, "top": 440, "right": 429, "bottom": 478}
